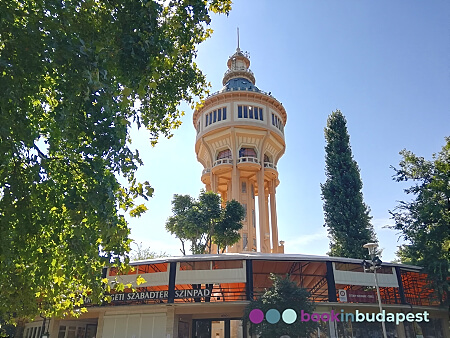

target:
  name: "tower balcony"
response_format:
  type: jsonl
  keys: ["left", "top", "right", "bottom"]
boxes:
{"left": 237, "top": 157, "right": 261, "bottom": 171}
{"left": 212, "top": 158, "right": 233, "bottom": 174}
{"left": 264, "top": 162, "right": 278, "bottom": 179}
{"left": 201, "top": 168, "right": 211, "bottom": 185}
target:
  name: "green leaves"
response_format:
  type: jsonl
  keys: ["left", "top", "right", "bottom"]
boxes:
{"left": 244, "top": 274, "right": 317, "bottom": 338}
{"left": 321, "top": 110, "right": 377, "bottom": 258}
{"left": 0, "top": 0, "right": 231, "bottom": 326}
{"left": 165, "top": 191, "right": 245, "bottom": 255}
{"left": 390, "top": 137, "right": 450, "bottom": 305}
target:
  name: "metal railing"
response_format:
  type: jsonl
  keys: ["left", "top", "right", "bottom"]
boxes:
{"left": 207, "top": 87, "right": 277, "bottom": 100}
{"left": 202, "top": 168, "right": 211, "bottom": 176}
{"left": 224, "top": 67, "right": 254, "bottom": 77}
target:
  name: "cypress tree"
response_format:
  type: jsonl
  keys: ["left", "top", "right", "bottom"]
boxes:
{"left": 321, "top": 110, "right": 377, "bottom": 258}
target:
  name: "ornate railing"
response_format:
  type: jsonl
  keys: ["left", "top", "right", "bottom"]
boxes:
{"left": 263, "top": 162, "right": 277, "bottom": 170}
{"left": 213, "top": 158, "right": 233, "bottom": 167}
{"left": 202, "top": 168, "right": 211, "bottom": 176}
{"left": 238, "top": 157, "right": 260, "bottom": 164}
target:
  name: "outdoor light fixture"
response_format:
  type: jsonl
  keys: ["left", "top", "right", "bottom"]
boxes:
{"left": 363, "top": 242, "right": 388, "bottom": 338}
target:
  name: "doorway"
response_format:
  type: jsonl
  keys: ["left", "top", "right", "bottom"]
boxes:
{"left": 192, "top": 319, "right": 245, "bottom": 338}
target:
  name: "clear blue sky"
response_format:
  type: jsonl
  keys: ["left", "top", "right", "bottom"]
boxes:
{"left": 127, "top": 0, "right": 450, "bottom": 262}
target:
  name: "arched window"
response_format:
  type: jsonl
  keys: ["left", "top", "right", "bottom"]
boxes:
{"left": 239, "top": 148, "right": 257, "bottom": 158}
{"left": 217, "top": 149, "right": 232, "bottom": 160}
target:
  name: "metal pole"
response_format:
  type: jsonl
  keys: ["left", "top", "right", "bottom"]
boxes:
{"left": 373, "top": 260, "right": 388, "bottom": 338}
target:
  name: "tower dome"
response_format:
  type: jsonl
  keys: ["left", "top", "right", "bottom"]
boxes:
{"left": 193, "top": 45, "right": 287, "bottom": 254}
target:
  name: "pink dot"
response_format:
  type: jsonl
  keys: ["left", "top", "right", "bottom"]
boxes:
{"left": 249, "top": 309, "right": 264, "bottom": 324}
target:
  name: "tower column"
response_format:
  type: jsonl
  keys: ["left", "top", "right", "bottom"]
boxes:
{"left": 264, "top": 190, "right": 271, "bottom": 252}
{"left": 257, "top": 170, "right": 268, "bottom": 253}
{"left": 270, "top": 180, "right": 279, "bottom": 253}
{"left": 231, "top": 127, "right": 240, "bottom": 201}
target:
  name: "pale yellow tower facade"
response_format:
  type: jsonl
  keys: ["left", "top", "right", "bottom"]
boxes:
{"left": 193, "top": 47, "right": 286, "bottom": 253}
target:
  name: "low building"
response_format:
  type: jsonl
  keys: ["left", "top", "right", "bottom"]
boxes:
{"left": 25, "top": 253, "right": 448, "bottom": 338}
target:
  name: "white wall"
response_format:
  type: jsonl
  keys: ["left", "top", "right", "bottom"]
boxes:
{"left": 102, "top": 313, "right": 166, "bottom": 338}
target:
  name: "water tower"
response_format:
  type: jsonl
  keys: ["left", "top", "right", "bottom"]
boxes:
{"left": 193, "top": 45, "right": 287, "bottom": 253}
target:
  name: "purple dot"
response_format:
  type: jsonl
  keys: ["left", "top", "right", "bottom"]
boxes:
{"left": 249, "top": 309, "right": 264, "bottom": 324}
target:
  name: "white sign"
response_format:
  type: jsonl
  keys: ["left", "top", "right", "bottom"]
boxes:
{"left": 338, "top": 289, "right": 347, "bottom": 303}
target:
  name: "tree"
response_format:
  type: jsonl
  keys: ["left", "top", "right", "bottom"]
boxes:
{"left": 390, "top": 137, "right": 450, "bottom": 305}
{"left": 165, "top": 190, "right": 245, "bottom": 254}
{"left": 0, "top": 0, "right": 231, "bottom": 324}
{"left": 129, "top": 242, "right": 167, "bottom": 261}
{"left": 321, "top": 110, "right": 377, "bottom": 258}
{"left": 244, "top": 274, "right": 317, "bottom": 338}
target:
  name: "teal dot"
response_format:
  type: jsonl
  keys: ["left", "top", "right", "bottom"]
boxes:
{"left": 266, "top": 309, "right": 280, "bottom": 324}
{"left": 282, "top": 309, "right": 297, "bottom": 324}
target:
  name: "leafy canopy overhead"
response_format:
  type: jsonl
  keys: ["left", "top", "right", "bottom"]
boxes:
{"left": 321, "top": 110, "right": 377, "bottom": 259}
{"left": 0, "top": 0, "right": 231, "bottom": 322}
{"left": 166, "top": 190, "right": 245, "bottom": 255}
{"left": 390, "top": 137, "right": 450, "bottom": 305}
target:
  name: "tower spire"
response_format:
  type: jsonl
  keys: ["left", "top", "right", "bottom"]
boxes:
{"left": 237, "top": 27, "right": 240, "bottom": 51}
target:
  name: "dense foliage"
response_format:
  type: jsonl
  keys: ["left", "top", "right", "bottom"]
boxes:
{"left": 244, "top": 274, "right": 317, "bottom": 338}
{"left": 166, "top": 190, "right": 245, "bottom": 254}
{"left": 321, "top": 110, "right": 377, "bottom": 258}
{"left": 390, "top": 137, "right": 450, "bottom": 305}
{"left": 0, "top": 0, "right": 231, "bottom": 324}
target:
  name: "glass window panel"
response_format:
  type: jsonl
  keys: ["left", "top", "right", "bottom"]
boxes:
{"left": 272, "top": 113, "right": 275, "bottom": 125}
{"left": 243, "top": 106, "right": 248, "bottom": 118}
{"left": 205, "top": 114, "right": 208, "bottom": 127}
{"left": 85, "top": 325, "right": 97, "bottom": 338}
{"left": 213, "top": 110, "right": 216, "bottom": 123}
{"left": 212, "top": 260, "right": 243, "bottom": 269}
{"left": 58, "top": 326, "right": 66, "bottom": 338}
{"left": 249, "top": 106, "right": 253, "bottom": 118}
{"left": 238, "top": 105, "right": 242, "bottom": 118}
{"left": 209, "top": 112, "right": 212, "bottom": 125}
{"left": 223, "top": 107, "right": 227, "bottom": 120}
{"left": 180, "top": 261, "right": 210, "bottom": 270}
{"left": 76, "top": 326, "right": 86, "bottom": 338}
{"left": 67, "top": 326, "right": 76, "bottom": 338}
{"left": 217, "top": 149, "right": 232, "bottom": 160}
{"left": 218, "top": 108, "right": 222, "bottom": 121}
{"left": 259, "top": 108, "right": 263, "bottom": 120}
{"left": 241, "top": 182, "right": 246, "bottom": 193}
{"left": 242, "top": 234, "right": 248, "bottom": 250}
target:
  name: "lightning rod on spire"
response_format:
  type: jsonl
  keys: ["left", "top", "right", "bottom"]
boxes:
{"left": 237, "top": 27, "right": 240, "bottom": 51}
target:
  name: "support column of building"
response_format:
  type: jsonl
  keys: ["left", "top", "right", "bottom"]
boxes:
{"left": 257, "top": 170, "right": 268, "bottom": 253}
{"left": 264, "top": 190, "right": 271, "bottom": 252}
{"left": 231, "top": 128, "right": 240, "bottom": 201}
{"left": 211, "top": 173, "right": 218, "bottom": 193}
{"left": 95, "top": 313, "right": 104, "bottom": 338}
{"left": 227, "top": 181, "right": 232, "bottom": 201}
{"left": 269, "top": 180, "right": 279, "bottom": 253}
{"left": 165, "top": 306, "right": 175, "bottom": 338}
